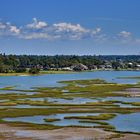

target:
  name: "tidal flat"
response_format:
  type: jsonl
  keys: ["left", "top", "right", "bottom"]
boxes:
{"left": 0, "top": 72, "right": 140, "bottom": 139}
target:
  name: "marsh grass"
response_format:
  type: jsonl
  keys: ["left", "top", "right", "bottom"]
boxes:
{"left": 44, "top": 118, "right": 60, "bottom": 122}
{"left": 0, "top": 78, "right": 139, "bottom": 133}
{"left": 64, "top": 114, "right": 117, "bottom": 120}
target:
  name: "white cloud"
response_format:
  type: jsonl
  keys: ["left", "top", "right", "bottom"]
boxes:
{"left": 1, "top": 18, "right": 139, "bottom": 45}
{"left": 26, "top": 18, "right": 47, "bottom": 29}
{"left": 53, "top": 23, "right": 88, "bottom": 33}
{"left": 0, "top": 22, "right": 20, "bottom": 37}
{"left": 0, "top": 19, "right": 103, "bottom": 40}
{"left": 118, "top": 31, "right": 131, "bottom": 38}
{"left": 92, "top": 28, "right": 101, "bottom": 35}
{"left": 20, "top": 20, "right": 103, "bottom": 40}
{"left": 10, "top": 26, "right": 20, "bottom": 34}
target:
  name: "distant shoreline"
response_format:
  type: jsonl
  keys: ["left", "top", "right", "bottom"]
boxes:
{"left": 0, "top": 69, "right": 140, "bottom": 76}
{"left": 0, "top": 71, "right": 76, "bottom": 76}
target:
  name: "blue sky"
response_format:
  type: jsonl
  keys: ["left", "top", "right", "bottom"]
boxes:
{"left": 0, "top": 0, "right": 140, "bottom": 55}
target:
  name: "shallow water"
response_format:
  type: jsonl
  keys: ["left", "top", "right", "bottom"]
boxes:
{"left": 0, "top": 105, "right": 63, "bottom": 109}
{"left": 113, "top": 103, "right": 138, "bottom": 108}
{"left": 0, "top": 90, "right": 36, "bottom": 95}
{"left": 22, "top": 97, "right": 101, "bottom": 104}
{"left": 47, "top": 97, "right": 98, "bottom": 104}
{"left": 2, "top": 111, "right": 140, "bottom": 132}
{"left": 0, "top": 71, "right": 140, "bottom": 90}
{"left": 105, "top": 113, "right": 140, "bottom": 132}
{"left": 102, "top": 97, "right": 140, "bottom": 103}
{"left": 0, "top": 99, "right": 9, "bottom": 102}
{"left": 3, "top": 113, "right": 100, "bottom": 126}
{"left": 1, "top": 71, "right": 140, "bottom": 132}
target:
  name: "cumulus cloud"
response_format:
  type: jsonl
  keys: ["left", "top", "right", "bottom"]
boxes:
{"left": 2, "top": 18, "right": 138, "bottom": 45}
{"left": 19, "top": 18, "right": 102, "bottom": 40}
{"left": 0, "top": 22, "right": 20, "bottom": 37}
{"left": 91, "top": 28, "right": 101, "bottom": 35}
{"left": 26, "top": 18, "right": 47, "bottom": 29}
{"left": 53, "top": 23, "right": 88, "bottom": 33}
{"left": 118, "top": 31, "right": 131, "bottom": 38}
{"left": 52, "top": 23, "right": 90, "bottom": 40}
{"left": 10, "top": 26, "right": 20, "bottom": 34}
{"left": 0, "top": 18, "right": 103, "bottom": 40}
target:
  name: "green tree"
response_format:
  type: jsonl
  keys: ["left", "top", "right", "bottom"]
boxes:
{"left": 29, "top": 67, "right": 40, "bottom": 74}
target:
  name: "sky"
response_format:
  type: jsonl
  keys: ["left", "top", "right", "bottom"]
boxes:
{"left": 0, "top": 0, "right": 140, "bottom": 55}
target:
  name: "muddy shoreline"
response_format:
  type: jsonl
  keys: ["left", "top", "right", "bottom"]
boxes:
{"left": 0, "top": 124, "right": 140, "bottom": 140}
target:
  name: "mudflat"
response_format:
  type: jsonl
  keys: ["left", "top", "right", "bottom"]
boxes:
{"left": 0, "top": 124, "right": 140, "bottom": 140}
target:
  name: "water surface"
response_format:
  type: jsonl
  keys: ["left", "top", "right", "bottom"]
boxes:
{"left": 0, "top": 71, "right": 140, "bottom": 90}
{"left": 3, "top": 113, "right": 100, "bottom": 126}
{"left": 106, "top": 113, "right": 140, "bottom": 132}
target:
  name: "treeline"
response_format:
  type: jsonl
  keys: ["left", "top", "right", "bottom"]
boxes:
{"left": 0, "top": 54, "right": 103, "bottom": 72}
{"left": 0, "top": 53, "right": 140, "bottom": 73}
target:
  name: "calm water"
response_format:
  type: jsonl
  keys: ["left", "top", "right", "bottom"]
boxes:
{"left": 102, "top": 97, "right": 140, "bottom": 102}
{"left": 21, "top": 96, "right": 140, "bottom": 105}
{"left": 23, "top": 97, "right": 98, "bottom": 104}
{"left": 1, "top": 71, "right": 140, "bottom": 132}
{"left": 105, "top": 113, "right": 140, "bottom": 132}
{"left": 0, "top": 105, "right": 63, "bottom": 109}
{"left": 0, "top": 71, "right": 140, "bottom": 90}
{"left": 3, "top": 113, "right": 100, "bottom": 127}
{"left": 3, "top": 112, "right": 140, "bottom": 132}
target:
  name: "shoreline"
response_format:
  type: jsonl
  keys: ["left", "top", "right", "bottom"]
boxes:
{"left": 0, "top": 124, "right": 140, "bottom": 140}
{"left": 0, "top": 69, "right": 140, "bottom": 76}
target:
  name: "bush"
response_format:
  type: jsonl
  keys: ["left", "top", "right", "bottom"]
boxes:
{"left": 14, "top": 68, "right": 26, "bottom": 73}
{"left": 29, "top": 67, "right": 40, "bottom": 74}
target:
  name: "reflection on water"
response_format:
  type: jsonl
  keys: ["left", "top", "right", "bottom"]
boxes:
{"left": 0, "top": 71, "right": 140, "bottom": 90}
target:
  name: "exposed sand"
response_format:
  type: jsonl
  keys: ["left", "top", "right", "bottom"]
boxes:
{"left": 113, "top": 134, "right": 140, "bottom": 140}
{"left": 0, "top": 124, "right": 140, "bottom": 140}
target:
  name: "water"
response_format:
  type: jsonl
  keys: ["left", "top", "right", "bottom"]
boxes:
{"left": 106, "top": 113, "right": 140, "bottom": 133}
{"left": 0, "top": 90, "right": 36, "bottom": 95}
{"left": 3, "top": 113, "right": 100, "bottom": 126}
{"left": 23, "top": 97, "right": 99, "bottom": 104}
{"left": 0, "top": 99, "right": 9, "bottom": 102}
{"left": 0, "top": 71, "right": 140, "bottom": 90}
{"left": 48, "top": 97, "right": 98, "bottom": 104}
{"left": 1, "top": 71, "right": 140, "bottom": 132}
{"left": 0, "top": 105, "right": 63, "bottom": 109}
{"left": 102, "top": 97, "right": 140, "bottom": 103}
{"left": 113, "top": 103, "right": 138, "bottom": 108}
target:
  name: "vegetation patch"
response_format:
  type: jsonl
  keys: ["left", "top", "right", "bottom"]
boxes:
{"left": 64, "top": 113, "right": 117, "bottom": 120}
{"left": 44, "top": 118, "right": 60, "bottom": 122}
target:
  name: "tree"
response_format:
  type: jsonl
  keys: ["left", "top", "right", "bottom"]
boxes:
{"left": 0, "top": 64, "right": 11, "bottom": 73}
{"left": 14, "top": 68, "right": 26, "bottom": 73}
{"left": 29, "top": 67, "right": 40, "bottom": 74}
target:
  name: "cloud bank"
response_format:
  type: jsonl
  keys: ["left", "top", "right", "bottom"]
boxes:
{"left": 0, "top": 18, "right": 102, "bottom": 40}
{"left": 0, "top": 18, "right": 139, "bottom": 44}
